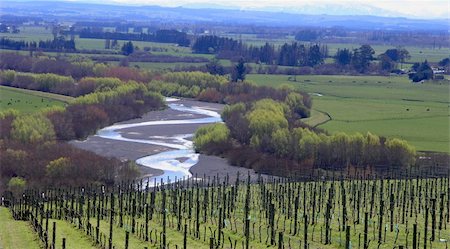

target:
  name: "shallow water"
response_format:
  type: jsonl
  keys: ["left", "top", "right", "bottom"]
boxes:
{"left": 95, "top": 98, "right": 222, "bottom": 186}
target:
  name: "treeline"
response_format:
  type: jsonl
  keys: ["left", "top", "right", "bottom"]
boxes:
{"left": 0, "top": 82, "right": 164, "bottom": 141}
{"left": 194, "top": 98, "right": 416, "bottom": 177}
{"left": 92, "top": 51, "right": 209, "bottom": 63}
{"left": 0, "top": 81, "right": 165, "bottom": 189}
{"left": 0, "top": 37, "right": 76, "bottom": 51}
{"left": 0, "top": 70, "right": 154, "bottom": 97}
{"left": 192, "top": 35, "right": 328, "bottom": 67}
{"left": 149, "top": 71, "right": 311, "bottom": 109}
{"left": 0, "top": 53, "right": 157, "bottom": 81}
{"left": 79, "top": 28, "right": 190, "bottom": 47}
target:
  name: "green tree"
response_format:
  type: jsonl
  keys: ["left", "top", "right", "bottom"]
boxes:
{"left": 7, "top": 177, "right": 26, "bottom": 198}
{"left": 194, "top": 123, "right": 230, "bottom": 153}
{"left": 385, "top": 138, "right": 416, "bottom": 167}
{"left": 231, "top": 57, "right": 246, "bottom": 82}
{"left": 307, "top": 44, "right": 324, "bottom": 67}
{"left": 285, "top": 92, "right": 309, "bottom": 118}
{"left": 335, "top": 48, "right": 352, "bottom": 66}
{"left": 46, "top": 157, "right": 71, "bottom": 180}
{"left": 409, "top": 60, "right": 433, "bottom": 82}
{"left": 352, "top": 45, "right": 375, "bottom": 73}
{"left": 121, "top": 41, "right": 134, "bottom": 56}
{"left": 271, "top": 128, "right": 291, "bottom": 157}
{"left": 206, "top": 58, "right": 225, "bottom": 75}
{"left": 247, "top": 99, "right": 288, "bottom": 150}
{"left": 379, "top": 54, "right": 395, "bottom": 72}
{"left": 11, "top": 114, "right": 55, "bottom": 143}
{"left": 382, "top": 48, "right": 410, "bottom": 69}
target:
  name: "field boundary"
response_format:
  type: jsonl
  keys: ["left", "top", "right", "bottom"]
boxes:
{"left": 0, "top": 85, "right": 74, "bottom": 103}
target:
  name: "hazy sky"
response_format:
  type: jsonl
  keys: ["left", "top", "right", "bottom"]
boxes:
{"left": 100, "top": 0, "right": 449, "bottom": 18}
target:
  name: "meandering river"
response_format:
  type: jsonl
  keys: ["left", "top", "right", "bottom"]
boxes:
{"left": 94, "top": 98, "right": 222, "bottom": 186}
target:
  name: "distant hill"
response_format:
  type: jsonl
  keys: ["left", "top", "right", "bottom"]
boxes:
{"left": 1, "top": 1, "right": 449, "bottom": 31}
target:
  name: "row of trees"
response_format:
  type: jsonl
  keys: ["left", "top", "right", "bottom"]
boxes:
{"left": 0, "top": 70, "right": 75, "bottom": 95}
{"left": 0, "top": 67, "right": 156, "bottom": 97}
{"left": 195, "top": 95, "right": 416, "bottom": 176}
{"left": 0, "top": 37, "right": 76, "bottom": 51}
{"left": 148, "top": 71, "right": 311, "bottom": 108}
{"left": 193, "top": 35, "right": 328, "bottom": 67}
{"left": 1, "top": 52, "right": 209, "bottom": 81}
{"left": 79, "top": 28, "right": 190, "bottom": 46}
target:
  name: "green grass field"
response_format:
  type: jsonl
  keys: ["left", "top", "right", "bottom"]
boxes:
{"left": 2, "top": 26, "right": 447, "bottom": 67}
{"left": 0, "top": 207, "right": 41, "bottom": 249}
{"left": 0, "top": 86, "right": 72, "bottom": 113}
{"left": 229, "top": 33, "right": 448, "bottom": 63}
{"left": 247, "top": 74, "right": 450, "bottom": 153}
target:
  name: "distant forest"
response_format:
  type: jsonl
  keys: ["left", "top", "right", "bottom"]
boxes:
{"left": 78, "top": 28, "right": 190, "bottom": 47}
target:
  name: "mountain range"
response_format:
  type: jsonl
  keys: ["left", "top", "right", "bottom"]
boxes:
{"left": 1, "top": 1, "right": 448, "bottom": 31}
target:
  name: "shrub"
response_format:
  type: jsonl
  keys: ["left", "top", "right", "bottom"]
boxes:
{"left": 194, "top": 123, "right": 230, "bottom": 154}
{"left": 7, "top": 177, "right": 26, "bottom": 197}
{"left": 11, "top": 114, "right": 55, "bottom": 144}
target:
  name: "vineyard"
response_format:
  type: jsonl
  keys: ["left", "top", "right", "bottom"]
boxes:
{"left": 4, "top": 172, "right": 449, "bottom": 249}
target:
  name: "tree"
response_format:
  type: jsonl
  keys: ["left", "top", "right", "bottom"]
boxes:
{"left": 409, "top": 60, "right": 433, "bottom": 82}
{"left": 11, "top": 114, "right": 55, "bottom": 143}
{"left": 121, "top": 41, "right": 134, "bottom": 55}
{"left": 231, "top": 57, "right": 247, "bottom": 82}
{"left": 385, "top": 138, "right": 416, "bottom": 167}
{"left": 194, "top": 123, "right": 230, "bottom": 154}
{"left": 206, "top": 58, "right": 225, "bottom": 75}
{"left": 307, "top": 44, "right": 324, "bottom": 67}
{"left": 335, "top": 48, "right": 352, "bottom": 66}
{"left": 383, "top": 48, "right": 410, "bottom": 69}
{"left": 379, "top": 54, "right": 395, "bottom": 72}
{"left": 8, "top": 177, "right": 26, "bottom": 198}
{"left": 352, "top": 45, "right": 375, "bottom": 73}
{"left": 295, "top": 30, "right": 319, "bottom": 41}
{"left": 438, "top": 57, "right": 450, "bottom": 67}
{"left": 46, "top": 157, "right": 71, "bottom": 181}
{"left": 438, "top": 57, "right": 450, "bottom": 72}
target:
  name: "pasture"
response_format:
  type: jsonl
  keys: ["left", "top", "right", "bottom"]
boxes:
{"left": 0, "top": 207, "right": 41, "bottom": 249}
{"left": 225, "top": 33, "right": 448, "bottom": 63}
{"left": 2, "top": 26, "right": 447, "bottom": 65}
{"left": 247, "top": 74, "right": 450, "bottom": 153}
{"left": 0, "top": 86, "right": 72, "bottom": 113}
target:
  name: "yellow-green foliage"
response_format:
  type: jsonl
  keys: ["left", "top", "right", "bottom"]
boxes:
{"left": 148, "top": 80, "right": 203, "bottom": 98}
{"left": 0, "top": 109, "right": 19, "bottom": 120}
{"left": 194, "top": 123, "right": 230, "bottom": 151}
{"left": 80, "top": 77, "right": 123, "bottom": 92}
{"left": 11, "top": 114, "right": 55, "bottom": 143}
{"left": 0, "top": 70, "right": 16, "bottom": 84}
{"left": 92, "top": 63, "right": 108, "bottom": 76}
{"left": 38, "top": 105, "right": 66, "bottom": 115}
{"left": 33, "top": 73, "right": 74, "bottom": 91}
{"left": 386, "top": 138, "right": 417, "bottom": 166}
{"left": 0, "top": 71, "right": 75, "bottom": 93}
{"left": 163, "top": 71, "right": 228, "bottom": 89}
{"left": 72, "top": 81, "right": 147, "bottom": 105}
{"left": 46, "top": 157, "right": 71, "bottom": 179}
{"left": 7, "top": 177, "right": 26, "bottom": 197}
{"left": 271, "top": 128, "right": 291, "bottom": 157}
{"left": 72, "top": 60, "right": 95, "bottom": 75}
{"left": 284, "top": 92, "right": 310, "bottom": 117}
{"left": 247, "top": 99, "right": 288, "bottom": 148}
{"left": 294, "top": 128, "right": 321, "bottom": 161}
{"left": 222, "top": 102, "right": 246, "bottom": 122}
